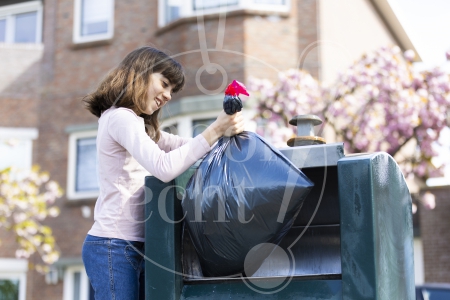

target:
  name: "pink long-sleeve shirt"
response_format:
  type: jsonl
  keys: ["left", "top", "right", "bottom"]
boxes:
{"left": 88, "top": 107, "right": 212, "bottom": 242}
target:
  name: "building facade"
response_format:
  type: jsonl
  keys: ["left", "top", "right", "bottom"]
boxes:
{"left": 0, "top": 0, "right": 442, "bottom": 299}
{"left": 418, "top": 187, "right": 450, "bottom": 284}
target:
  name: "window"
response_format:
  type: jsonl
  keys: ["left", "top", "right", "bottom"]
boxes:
{"left": 254, "top": 0, "right": 285, "bottom": 4}
{"left": 73, "top": 0, "right": 114, "bottom": 44}
{"left": 158, "top": 0, "right": 289, "bottom": 26}
{"left": 0, "top": 19, "right": 7, "bottom": 42}
{"left": 0, "top": 279, "right": 19, "bottom": 300}
{"left": 193, "top": 0, "right": 239, "bottom": 11}
{"left": 63, "top": 266, "right": 93, "bottom": 300}
{"left": 164, "top": 0, "right": 181, "bottom": 24}
{"left": 0, "top": 259, "right": 27, "bottom": 300}
{"left": 67, "top": 130, "right": 99, "bottom": 200}
{"left": 192, "top": 118, "right": 215, "bottom": 137}
{"left": 160, "top": 105, "right": 221, "bottom": 138}
{"left": 414, "top": 238, "right": 424, "bottom": 285}
{"left": 162, "top": 124, "right": 178, "bottom": 135}
{"left": 0, "top": 127, "right": 38, "bottom": 171}
{"left": 420, "top": 288, "right": 450, "bottom": 300}
{"left": 0, "top": 1, "right": 43, "bottom": 44}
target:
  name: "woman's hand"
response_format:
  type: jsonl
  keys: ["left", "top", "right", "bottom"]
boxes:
{"left": 201, "top": 110, "right": 245, "bottom": 146}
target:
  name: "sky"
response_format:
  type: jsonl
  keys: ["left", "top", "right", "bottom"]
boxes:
{"left": 389, "top": 0, "right": 450, "bottom": 185}
{"left": 389, "top": 0, "right": 450, "bottom": 69}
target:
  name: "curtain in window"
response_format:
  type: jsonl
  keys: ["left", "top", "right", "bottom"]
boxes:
{"left": 0, "top": 139, "right": 32, "bottom": 171}
{"left": 76, "top": 138, "right": 99, "bottom": 192}
{"left": 14, "top": 11, "right": 37, "bottom": 43}
{"left": 165, "top": 0, "right": 180, "bottom": 24}
{"left": 0, "top": 19, "right": 6, "bottom": 42}
{"left": 81, "top": 0, "right": 111, "bottom": 36}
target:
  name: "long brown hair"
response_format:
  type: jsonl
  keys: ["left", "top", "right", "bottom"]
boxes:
{"left": 83, "top": 46, "right": 185, "bottom": 142}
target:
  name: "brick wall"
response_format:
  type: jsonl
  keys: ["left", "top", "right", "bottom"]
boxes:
{"left": 419, "top": 186, "right": 450, "bottom": 283}
{"left": 0, "top": 0, "right": 321, "bottom": 299}
{"left": 244, "top": 11, "right": 297, "bottom": 82}
{"left": 155, "top": 0, "right": 319, "bottom": 99}
{"left": 156, "top": 14, "right": 246, "bottom": 98}
{"left": 296, "top": 0, "right": 320, "bottom": 78}
{"left": 244, "top": 0, "right": 319, "bottom": 82}
{"left": 0, "top": 36, "right": 44, "bottom": 300}
{"left": 0, "top": 44, "right": 43, "bottom": 127}
{"left": 25, "top": 0, "right": 161, "bottom": 298}
{"left": 3, "top": 0, "right": 437, "bottom": 299}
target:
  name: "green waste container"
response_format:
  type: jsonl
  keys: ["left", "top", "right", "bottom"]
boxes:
{"left": 144, "top": 142, "right": 415, "bottom": 299}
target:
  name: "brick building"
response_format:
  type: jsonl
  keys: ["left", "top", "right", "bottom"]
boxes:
{"left": 0, "top": 0, "right": 444, "bottom": 299}
{"left": 418, "top": 187, "right": 450, "bottom": 284}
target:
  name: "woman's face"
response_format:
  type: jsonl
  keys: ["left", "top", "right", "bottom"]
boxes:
{"left": 144, "top": 72, "right": 175, "bottom": 115}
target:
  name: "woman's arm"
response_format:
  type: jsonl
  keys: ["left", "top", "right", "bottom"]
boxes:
{"left": 108, "top": 109, "right": 211, "bottom": 182}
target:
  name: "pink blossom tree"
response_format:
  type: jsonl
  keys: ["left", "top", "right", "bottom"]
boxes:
{"left": 248, "top": 46, "right": 450, "bottom": 209}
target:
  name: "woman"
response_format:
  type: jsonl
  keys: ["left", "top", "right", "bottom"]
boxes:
{"left": 81, "top": 46, "right": 244, "bottom": 299}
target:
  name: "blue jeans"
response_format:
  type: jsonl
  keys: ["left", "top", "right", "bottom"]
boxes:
{"left": 82, "top": 234, "right": 145, "bottom": 300}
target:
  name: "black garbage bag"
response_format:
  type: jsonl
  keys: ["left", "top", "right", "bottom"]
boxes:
{"left": 181, "top": 131, "right": 314, "bottom": 277}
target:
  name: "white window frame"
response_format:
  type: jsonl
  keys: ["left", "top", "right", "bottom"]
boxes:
{"left": 67, "top": 130, "right": 99, "bottom": 200}
{"left": 0, "top": 1, "right": 43, "bottom": 44}
{"left": 0, "top": 127, "right": 38, "bottom": 172}
{"left": 63, "top": 265, "right": 90, "bottom": 300}
{"left": 0, "top": 258, "right": 28, "bottom": 300}
{"left": 73, "top": 0, "right": 115, "bottom": 44}
{"left": 158, "top": 0, "right": 290, "bottom": 27}
{"left": 414, "top": 237, "right": 424, "bottom": 285}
